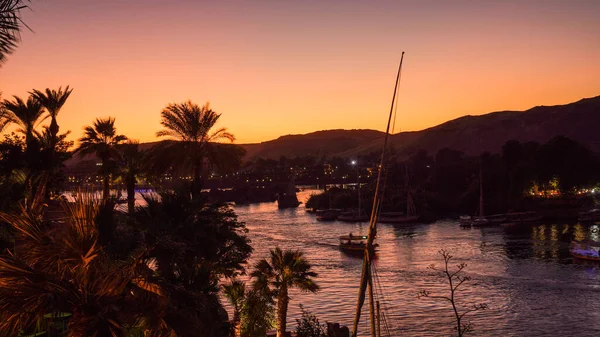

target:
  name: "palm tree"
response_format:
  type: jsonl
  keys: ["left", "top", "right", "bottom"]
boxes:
{"left": 251, "top": 247, "right": 320, "bottom": 337}
{"left": 134, "top": 189, "right": 253, "bottom": 336}
{"left": 76, "top": 117, "right": 127, "bottom": 201}
{"left": 117, "top": 141, "right": 146, "bottom": 214}
{"left": 31, "top": 86, "right": 73, "bottom": 149}
{"left": 155, "top": 100, "right": 235, "bottom": 196}
{"left": 223, "top": 280, "right": 246, "bottom": 337}
{"left": 2, "top": 94, "right": 46, "bottom": 149}
{"left": 0, "top": 0, "right": 29, "bottom": 65}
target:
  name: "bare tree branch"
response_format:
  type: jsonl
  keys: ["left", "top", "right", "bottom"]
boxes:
{"left": 418, "top": 249, "right": 487, "bottom": 337}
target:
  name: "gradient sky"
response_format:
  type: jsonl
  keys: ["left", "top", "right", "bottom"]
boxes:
{"left": 1, "top": 0, "right": 599, "bottom": 144}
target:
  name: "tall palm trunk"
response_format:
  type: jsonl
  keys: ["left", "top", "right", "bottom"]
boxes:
{"left": 101, "top": 157, "right": 110, "bottom": 201}
{"left": 231, "top": 310, "right": 241, "bottom": 337}
{"left": 102, "top": 174, "right": 110, "bottom": 201}
{"left": 276, "top": 286, "right": 289, "bottom": 337}
{"left": 126, "top": 174, "right": 135, "bottom": 214}
{"left": 49, "top": 116, "right": 59, "bottom": 143}
{"left": 49, "top": 115, "right": 59, "bottom": 158}
{"left": 25, "top": 130, "right": 34, "bottom": 152}
{"left": 192, "top": 161, "right": 202, "bottom": 198}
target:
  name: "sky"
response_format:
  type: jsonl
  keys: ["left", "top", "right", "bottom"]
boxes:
{"left": 0, "top": 0, "right": 599, "bottom": 144}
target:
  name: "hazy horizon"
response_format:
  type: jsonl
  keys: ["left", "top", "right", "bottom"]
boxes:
{"left": 1, "top": 0, "right": 599, "bottom": 144}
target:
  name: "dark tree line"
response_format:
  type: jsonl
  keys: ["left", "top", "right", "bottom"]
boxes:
{"left": 306, "top": 136, "right": 600, "bottom": 219}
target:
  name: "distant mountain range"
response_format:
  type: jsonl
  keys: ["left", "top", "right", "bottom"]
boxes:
{"left": 239, "top": 95, "right": 600, "bottom": 160}
{"left": 66, "top": 95, "right": 600, "bottom": 167}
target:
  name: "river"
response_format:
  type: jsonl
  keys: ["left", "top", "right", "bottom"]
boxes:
{"left": 230, "top": 190, "right": 600, "bottom": 336}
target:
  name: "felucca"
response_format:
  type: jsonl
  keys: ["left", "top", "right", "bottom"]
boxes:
{"left": 351, "top": 52, "right": 405, "bottom": 337}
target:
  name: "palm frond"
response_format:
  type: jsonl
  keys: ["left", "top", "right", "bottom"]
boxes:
{"left": 2, "top": 94, "right": 46, "bottom": 141}
{"left": 30, "top": 86, "right": 73, "bottom": 117}
{"left": 76, "top": 117, "right": 127, "bottom": 161}
{"left": 0, "top": 0, "right": 30, "bottom": 65}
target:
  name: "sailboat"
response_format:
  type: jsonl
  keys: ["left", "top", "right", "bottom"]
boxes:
{"left": 338, "top": 167, "right": 369, "bottom": 222}
{"left": 459, "top": 159, "right": 493, "bottom": 227}
{"left": 379, "top": 167, "right": 420, "bottom": 224}
{"left": 351, "top": 52, "right": 405, "bottom": 337}
{"left": 316, "top": 186, "right": 342, "bottom": 221}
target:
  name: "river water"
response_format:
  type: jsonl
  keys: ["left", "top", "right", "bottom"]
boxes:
{"left": 231, "top": 190, "right": 600, "bottom": 337}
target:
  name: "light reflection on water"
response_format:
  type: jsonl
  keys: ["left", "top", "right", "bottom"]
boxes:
{"left": 230, "top": 190, "right": 600, "bottom": 336}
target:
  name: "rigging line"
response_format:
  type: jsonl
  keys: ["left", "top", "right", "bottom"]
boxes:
{"left": 373, "top": 269, "right": 397, "bottom": 337}
{"left": 380, "top": 53, "right": 405, "bottom": 213}
{"left": 370, "top": 264, "right": 390, "bottom": 332}
{"left": 381, "top": 311, "right": 393, "bottom": 337}
{"left": 371, "top": 263, "right": 394, "bottom": 333}
{"left": 390, "top": 60, "right": 403, "bottom": 135}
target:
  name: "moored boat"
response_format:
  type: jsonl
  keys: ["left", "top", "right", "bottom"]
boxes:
{"left": 338, "top": 211, "right": 369, "bottom": 222}
{"left": 316, "top": 209, "right": 341, "bottom": 221}
{"left": 579, "top": 208, "right": 600, "bottom": 223}
{"left": 486, "top": 213, "right": 507, "bottom": 224}
{"left": 459, "top": 215, "right": 472, "bottom": 227}
{"left": 570, "top": 240, "right": 600, "bottom": 261}
{"left": 378, "top": 214, "right": 420, "bottom": 224}
{"left": 506, "top": 211, "right": 542, "bottom": 224}
{"left": 470, "top": 216, "right": 491, "bottom": 227}
{"left": 380, "top": 171, "right": 420, "bottom": 225}
{"left": 339, "top": 234, "right": 377, "bottom": 255}
{"left": 459, "top": 158, "right": 494, "bottom": 227}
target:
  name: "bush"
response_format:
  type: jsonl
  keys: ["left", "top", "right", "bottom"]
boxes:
{"left": 296, "top": 305, "right": 326, "bottom": 337}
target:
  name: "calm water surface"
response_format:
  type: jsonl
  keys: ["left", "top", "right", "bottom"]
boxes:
{"left": 231, "top": 190, "right": 600, "bottom": 336}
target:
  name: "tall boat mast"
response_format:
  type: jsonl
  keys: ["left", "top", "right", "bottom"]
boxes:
{"left": 478, "top": 159, "right": 484, "bottom": 218}
{"left": 352, "top": 52, "right": 405, "bottom": 337}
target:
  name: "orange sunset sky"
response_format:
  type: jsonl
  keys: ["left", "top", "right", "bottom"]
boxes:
{"left": 0, "top": 0, "right": 599, "bottom": 144}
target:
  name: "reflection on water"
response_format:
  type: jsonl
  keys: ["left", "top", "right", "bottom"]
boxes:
{"left": 229, "top": 190, "right": 600, "bottom": 336}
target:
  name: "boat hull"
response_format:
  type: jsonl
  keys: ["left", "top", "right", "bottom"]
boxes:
{"left": 314, "top": 209, "right": 342, "bottom": 221}
{"left": 339, "top": 244, "right": 377, "bottom": 256}
{"left": 378, "top": 215, "right": 420, "bottom": 224}
{"left": 471, "top": 217, "right": 491, "bottom": 227}
{"left": 458, "top": 216, "right": 494, "bottom": 227}
{"left": 338, "top": 215, "right": 370, "bottom": 222}
{"left": 506, "top": 211, "right": 542, "bottom": 224}
{"left": 579, "top": 209, "right": 600, "bottom": 223}
{"left": 570, "top": 241, "right": 600, "bottom": 261}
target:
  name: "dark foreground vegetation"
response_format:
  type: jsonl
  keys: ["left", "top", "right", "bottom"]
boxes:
{"left": 0, "top": 85, "right": 325, "bottom": 336}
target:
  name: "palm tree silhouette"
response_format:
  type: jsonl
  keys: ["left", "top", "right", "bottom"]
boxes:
{"left": 223, "top": 280, "right": 247, "bottom": 337}
{"left": 2, "top": 95, "right": 46, "bottom": 150}
{"left": 31, "top": 86, "right": 73, "bottom": 149}
{"left": 0, "top": 0, "right": 29, "bottom": 65}
{"left": 154, "top": 101, "right": 235, "bottom": 196}
{"left": 252, "top": 247, "right": 320, "bottom": 337}
{"left": 116, "top": 141, "right": 146, "bottom": 214}
{"left": 76, "top": 117, "right": 127, "bottom": 201}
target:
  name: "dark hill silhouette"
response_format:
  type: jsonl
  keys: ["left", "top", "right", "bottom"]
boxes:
{"left": 340, "top": 95, "right": 600, "bottom": 158}
{"left": 240, "top": 129, "right": 386, "bottom": 160}
{"left": 65, "top": 95, "right": 600, "bottom": 167}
